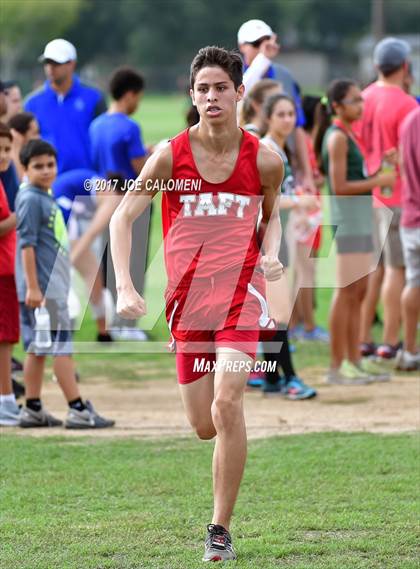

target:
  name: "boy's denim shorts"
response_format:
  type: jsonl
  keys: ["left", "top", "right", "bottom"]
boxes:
{"left": 20, "top": 298, "right": 73, "bottom": 356}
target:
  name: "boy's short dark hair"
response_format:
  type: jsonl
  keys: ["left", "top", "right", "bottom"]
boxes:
{"left": 109, "top": 66, "right": 145, "bottom": 100}
{"left": 0, "top": 122, "right": 12, "bottom": 141}
{"left": 20, "top": 139, "right": 57, "bottom": 168}
{"left": 378, "top": 62, "right": 404, "bottom": 77}
{"left": 190, "top": 46, "right": 243, "bottom": 90}
{"left": 8, "top": 112, "right": 36, "bottom": 135}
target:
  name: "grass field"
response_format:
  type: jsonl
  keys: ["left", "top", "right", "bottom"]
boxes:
{"left": 6, "top": 94, "right": 419, "bottom": 569}
{"left": 1, "top": 433, "right": 418, "bottom": 569}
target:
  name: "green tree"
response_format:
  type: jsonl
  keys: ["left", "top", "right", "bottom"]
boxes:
{"left": 0, "top": 0, "right": 83, "bottom": 76}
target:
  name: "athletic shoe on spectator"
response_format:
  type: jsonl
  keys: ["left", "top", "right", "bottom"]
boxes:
{"left": 247, "top": 371, "right": 265, "bottom": 389}
{"left": 326, "top": 361, "right": 373, "bottom": 385}
{"left": 0, "top": 399, "right": 21, "bottom": 426}
{"left": 262, "top": 378, "right": 283, "bottom": 394}
{"left": 301, "top": 326, "right": 330, "bottom": 343}
{"left": 375, "top": 343, "right": 402, "bottom": 360}
{"left": 112, "top": 328, "right": 148, "bottom": 341}
{"left": 282, "top": 376, "right": 317, "bottom": 400}
{"left": 96, "top": 333, "right": 113, "bottom": 342}
{"left": 358, "top": 358, "right": 391, "bottom": 381}
{"left": 395, "top": 349, "right": 420, "bottom": 371}
{"left": 12, "top": 377, "right": 25, "bottom": 399}
{"left": 11, "top": 357, "right": 23, "bottom": 373}
{"left": 65, "top": 400, "right": 115, "bottom": 429}
{"left": 288, "top": 325, "right": 304, "bottom": 340}
{"left": 360, "top": 342, "right": 377, "bottom": 357}
{"left": 19, "top": 406, "right": 63, "bottom": 428}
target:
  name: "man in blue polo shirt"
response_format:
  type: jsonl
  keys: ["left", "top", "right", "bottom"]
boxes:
{"left": 25, "top": 39, "right": 106, "bottom": 174}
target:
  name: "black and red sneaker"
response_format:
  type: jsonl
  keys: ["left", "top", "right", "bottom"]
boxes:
{"left": 203, "top": 524, "right": 237, "bottom": 562}
{"left": 360, "top": 342, "right": 377, "bottom": 357}
{"left": 376, "top": 342, "right": 402, "bottom": 360}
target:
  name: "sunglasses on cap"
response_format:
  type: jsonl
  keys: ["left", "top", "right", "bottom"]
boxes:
{"left": 43, "top": 59, "right": 71, "bottom": 66}
{"left": 247, "top": 35, "right": 272, "bottom": 48}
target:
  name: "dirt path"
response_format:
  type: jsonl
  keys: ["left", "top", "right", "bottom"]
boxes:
{"left": 10, "top": 368, "right": 419, "bottom": 439}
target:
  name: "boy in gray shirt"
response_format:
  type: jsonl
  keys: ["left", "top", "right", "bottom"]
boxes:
{"left": 15, "top": 139, "right": 114, "bottom": 429}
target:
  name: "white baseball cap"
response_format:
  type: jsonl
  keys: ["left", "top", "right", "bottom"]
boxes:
{"left": 237, "top": 19, "right": 273, "bottom": 44}
{"left": 39, "top": 39, "right": 77, "bottom": 64}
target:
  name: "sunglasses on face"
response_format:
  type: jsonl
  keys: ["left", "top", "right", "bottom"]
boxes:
{"left": 341, "top": 97, "right": 363, "bottom": 105}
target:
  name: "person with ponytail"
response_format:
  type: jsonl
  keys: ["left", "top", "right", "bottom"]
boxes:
{"left": 318, "top": 79, "right": 396, "bottom": 384}
{"left": 240, "top": 78, "right": 281, "bottom": 137}
{"left": 259, "top": 93, "right": 319, "bottom": 399}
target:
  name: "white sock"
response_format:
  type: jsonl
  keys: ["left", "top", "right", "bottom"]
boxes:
{"left": 0, "top": 393, "right": 16, "bottom": 404}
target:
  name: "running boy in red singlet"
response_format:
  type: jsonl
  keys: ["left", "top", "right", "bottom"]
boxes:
{"left": 110, "top": 46, "right": 284, "bottom": 562}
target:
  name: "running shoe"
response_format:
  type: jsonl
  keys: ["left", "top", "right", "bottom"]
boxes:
{"left": 19, "top": 406, "right": 63, "bottom": 428}
{"left": 262, "top": 378, "right": 283, "bottom": 394}
{"left": 203, "top": 524, "right": 237, "bottom": 562}
{"left": 288, "top": 325, "right": 304, "bottom": 341}
{"left": 360, "top": 342, "right": 377, "bottom": 357}
{"left": 326, "top": 361, "right": 373, "bottom": 385}
{"left": 96, "top": 333, "right": 113, "bottom": 342}
{"left": 112, "top": 328, "right": 148, "bottom": 341}
{"left": 282, "top": 376, "right": 317, "bottom": 400}
{"left": 395, "top": 349, "right": 420, "bottom": 372}
{"left": 375, "top": 343, "right": 402, "bottom": 360}
{"left": 247, "top": 371, "right": 265, "bottom": 389}
{"left": 358, "top": 358, "right": 391, "bottom": 382}
{"left": 11, "top": 357, "right": 23, "bottom": 373}
{"left": 0, "top": 399, "right": 21, "bottom": 426}
{"left": 65, "top": 400, "right": 115, "bottom": 429}
{"left": 12, "top": 377, "right": 25, "bottom": 399}
{"left": 301, "top": 326, "right": 330, "bottom": 343}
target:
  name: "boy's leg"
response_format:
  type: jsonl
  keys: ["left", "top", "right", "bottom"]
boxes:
{"left": 24, "top": 353, "right": 46, "bottom": 399}
{"left": 401, "top": 285, "right": 420, "bottom": 354}
{"left": 381, "top": 266, "right": 405, "bottom": 345}
{"left": 20, "top": 353, "right": 63, "bottom": 427}
{"left": 0, "top": 342, "right": 13, "bottom": 395}
{"left": 211, "top": 348, "right": 250, "bottom": 531}
{"left": 53, "top": 355, "right": 80, "bottom": 402}
{"left": 360, "top": 265, "right": 383, "bottom": 343}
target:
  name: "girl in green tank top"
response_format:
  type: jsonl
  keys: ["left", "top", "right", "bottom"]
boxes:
{"left": 314, "top": 79, "right": 396, "bottom": 384}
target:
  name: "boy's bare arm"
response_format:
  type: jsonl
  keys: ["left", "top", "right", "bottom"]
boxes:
{"left": 22, "top": 246, "right": 43, "bottom": 307}
{"left": 257, "top": 143, "right": 284, "bottom": 279}
{"left": 0, "top": 212, "right": 16, "bottom": 237}
{"left": 110, "top": 144, "right": 172, "bottom": 318}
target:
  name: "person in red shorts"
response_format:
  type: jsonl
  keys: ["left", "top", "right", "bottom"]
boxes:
{"left": 110, "top": 46, "right": 284, "bottom": 562}
{"left": 0, "top": 122, "right": 20, "bottom": 426}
